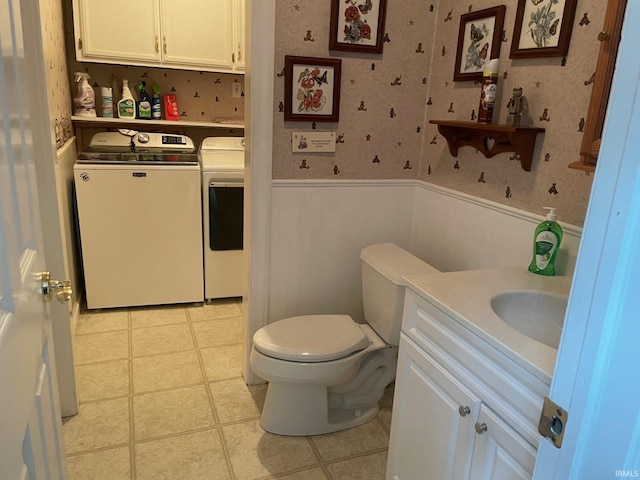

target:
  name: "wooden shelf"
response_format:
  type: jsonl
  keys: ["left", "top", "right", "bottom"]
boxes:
{"left": 71, "top": 116, "right": 244, "bottom": 130}
{"left": 568, "top": 161, "right": 595, "bottom": 174}
{"left": 429, "top": 120, "right": 545, "bottom": 172}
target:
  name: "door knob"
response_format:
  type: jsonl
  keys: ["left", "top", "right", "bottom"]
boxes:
{"left": 37, "top": 272, "right": 72, "bottom": 304}
{"left": 475, "top": 422, "right": 488, "bottom": 434}
{"left": 597, "top": 31, "right": 610, "bottom": 42}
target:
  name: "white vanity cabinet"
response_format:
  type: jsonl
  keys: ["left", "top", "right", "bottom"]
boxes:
{"left": 387, "top": 289, "right": 547, "bottom": 480}
{"left": 469, "top": 405, "right": 537, "bottom": 479}
{"left": 72, "top": 0, "right": 244, "bottom": 73}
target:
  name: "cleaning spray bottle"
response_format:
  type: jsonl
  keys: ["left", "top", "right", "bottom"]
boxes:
{"left": 151, "top": 82, "right": 162, "bottom": 120}
{"left": 528, "top": 207, "right": 563, "bottom": 276}
{"left": 117, "top": 79, "right": 136, "bottom": 119}
{"left": 73, "top": 72, "right": 96, "bottom": 117}
{"left": 137, "top": 81, "right": 152, "bottom": 120}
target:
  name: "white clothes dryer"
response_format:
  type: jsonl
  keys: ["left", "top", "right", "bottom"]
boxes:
{"left": 199, "top": 137, "right": 244, "bottom": 299}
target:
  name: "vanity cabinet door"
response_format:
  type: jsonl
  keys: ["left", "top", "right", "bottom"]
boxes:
{"left": 469, "top": 405, "right": 537, "bottom": 480}
{"left": 387, "top": 334, "right": 481, "bottom": 480}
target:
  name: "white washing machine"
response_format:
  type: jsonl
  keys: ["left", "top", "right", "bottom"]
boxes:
{"left": 199, "top": 137, "right": 245, "bottom": 299}
{"left": 75, "top": 131, "right": 204, "bottom": 309}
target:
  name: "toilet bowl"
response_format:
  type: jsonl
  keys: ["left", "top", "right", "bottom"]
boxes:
{"left": 250, "top": 243, "right": 439, "bottom": 436}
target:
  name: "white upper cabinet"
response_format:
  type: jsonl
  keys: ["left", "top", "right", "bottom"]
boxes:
{"left": 233, "top": 0, "right": 245, "bottom": 71}
{"left": 73, "top": 0, "right": 161, "bottom": 64}
{"left": 72, "top": 0, "right": 244, "bottom": 73}
{"left": 160, "top": 0, "right": 233, "bottom": 70}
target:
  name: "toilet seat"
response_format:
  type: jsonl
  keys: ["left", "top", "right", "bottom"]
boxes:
{"left": 253, "top": 314, "right": 370, "bottom": 362}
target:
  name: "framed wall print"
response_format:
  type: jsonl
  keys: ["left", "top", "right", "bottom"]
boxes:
{"left": 329, "top": 0, "right": 388, "bottom": 54}
{"left": 453, "top": 6, "right": 506, "bottom": 82}
{"left": 510, "top": 0, "right": 578, "bottom": 59}
{"left": 284, "top": 56, "right": 342, "bottom": 123}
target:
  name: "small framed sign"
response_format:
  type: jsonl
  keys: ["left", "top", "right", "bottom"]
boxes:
{"left": 284, "top": 56, "right": 342, "bottom": 123}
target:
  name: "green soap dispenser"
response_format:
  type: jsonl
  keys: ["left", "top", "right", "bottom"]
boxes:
{"left": 528, "top": 207, "right": 563, "bottom": 276}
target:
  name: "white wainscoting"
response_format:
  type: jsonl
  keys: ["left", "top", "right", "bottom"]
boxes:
{"left": 54, "top": 137, "right": 81, "bottom": 324}
{"left": 410, "top": 182, "right": 582, "bottom": 276}
{"left": 270, "top": 180, "right": 582, "bottom": 326}
{"left": 270, "top": 180, "right": 415, "bottom": 323}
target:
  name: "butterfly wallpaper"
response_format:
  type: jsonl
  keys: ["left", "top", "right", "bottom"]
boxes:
{"left": 272, "top": 0, "right": 605, "bottom": 227}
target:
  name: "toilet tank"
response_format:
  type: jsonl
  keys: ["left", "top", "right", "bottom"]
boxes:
{"left": 360, "top": 243, "right": 439, "bottom": 345}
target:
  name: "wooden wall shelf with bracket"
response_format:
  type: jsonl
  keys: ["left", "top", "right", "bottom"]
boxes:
{"left": 429, "top": 120, "right": 545, "bottom": 172}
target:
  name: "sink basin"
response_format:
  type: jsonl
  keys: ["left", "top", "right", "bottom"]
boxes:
{"left": 490, "top": 291, "right": 568, "bottom": 349}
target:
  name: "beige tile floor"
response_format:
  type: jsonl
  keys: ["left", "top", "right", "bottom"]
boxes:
{"left": 64, "top": 299, "right": 394, "bottom": 480}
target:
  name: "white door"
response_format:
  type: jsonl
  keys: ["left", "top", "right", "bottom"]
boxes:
{"left": 533, "top": 1, "right": 640, "bottom": 476}
{"left": 0, "top": 1, "right": 67, "bottom": 478}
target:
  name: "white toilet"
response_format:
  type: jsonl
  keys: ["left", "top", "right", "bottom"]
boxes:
{"left": 250, "top": 243, "right": 439, "bottom": 436}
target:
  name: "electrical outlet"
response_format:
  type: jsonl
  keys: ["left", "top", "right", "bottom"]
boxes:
{"left": 232, "top": 82, "right": 243, "bottom": 98}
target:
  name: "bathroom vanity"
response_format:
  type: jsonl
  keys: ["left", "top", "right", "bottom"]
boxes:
{"left": 386, "top": 268, "right": 571, "bottom": 480}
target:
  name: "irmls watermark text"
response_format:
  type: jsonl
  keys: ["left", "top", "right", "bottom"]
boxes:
{"left": 615, "top": 470, "right": 639, "bottom": 478}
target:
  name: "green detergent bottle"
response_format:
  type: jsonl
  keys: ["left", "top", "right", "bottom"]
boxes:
{"left": 528, "top": 207, "right": 563, "bottom": 276}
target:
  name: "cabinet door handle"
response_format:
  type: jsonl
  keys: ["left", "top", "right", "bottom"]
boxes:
{"left": 155, "top": 35, "right": 159, "bottom": 54}
{"left": 163, "top": 35, "right": 168, "bottom": 55}
{"left": 475, "top": 422, "right": 488, "bottom": 434}
{"left": 237, "top": 43, "right": 242, "bottom": 62}
{"left": 458, "top": 406, "right": 471, "bottom": 417}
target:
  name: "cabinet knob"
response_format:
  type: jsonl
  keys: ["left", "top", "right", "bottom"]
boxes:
{"left": 475, "top": 422, "right": 488, "bottom": 434}
{"left": 598, "top": 31, "right": 610, "bottom": 42}
{"left": 458, "top": 406, "right": 471, "bottom": 417}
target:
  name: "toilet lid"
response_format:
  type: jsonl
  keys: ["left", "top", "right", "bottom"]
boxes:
{"left": 253, "top": 315, "right": 370, "bottom": 362}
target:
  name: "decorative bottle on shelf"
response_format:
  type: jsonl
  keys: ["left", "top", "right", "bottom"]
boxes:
{"left": 528, "top": 207, "right": 563, "bottom": 276}
{"left": 478, "top": 59, "right": 499, "bottom": 124}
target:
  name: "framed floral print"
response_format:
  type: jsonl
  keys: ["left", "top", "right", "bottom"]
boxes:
{"left": 453, "top": 6, "right": 506, "bottom": 82}
{"left": 284, "top": 56, "right": 342, "bottom": 123}
{"left": 329, "top": 0, "right": 388, "bottom": 54}
{"left": 510, "top": 0, "right": 578, "bottom": 59}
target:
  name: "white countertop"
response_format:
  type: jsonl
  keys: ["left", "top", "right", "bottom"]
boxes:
{"left": 402, "top": 267, "right": 573, "bottom": 384}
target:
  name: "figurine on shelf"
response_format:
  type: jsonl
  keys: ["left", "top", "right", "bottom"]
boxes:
{"left": 506, "top": 87, "right": 529, "bottom": 126}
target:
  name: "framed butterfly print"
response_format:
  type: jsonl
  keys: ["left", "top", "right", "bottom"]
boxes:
{"left": 510, "top": 0, "right": 577, "bottom": 59}
{"left": 328, "top": 0, "right": 388, "bottom": 54}
{"left": 453, "top": 6, "right": 506, "bottom": 82}
{"left": 284, "top": 56, "right": 342, "bottom": 122}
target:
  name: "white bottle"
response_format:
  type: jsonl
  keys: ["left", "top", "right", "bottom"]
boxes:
{"left": 73, "top": 72, "right": 96, "bottom": 117}
{"left": 101, "top": 87, "right": 113, "bottom": 118}
{"left": 117, "top": 79, "right": 136, "bottom": 118}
